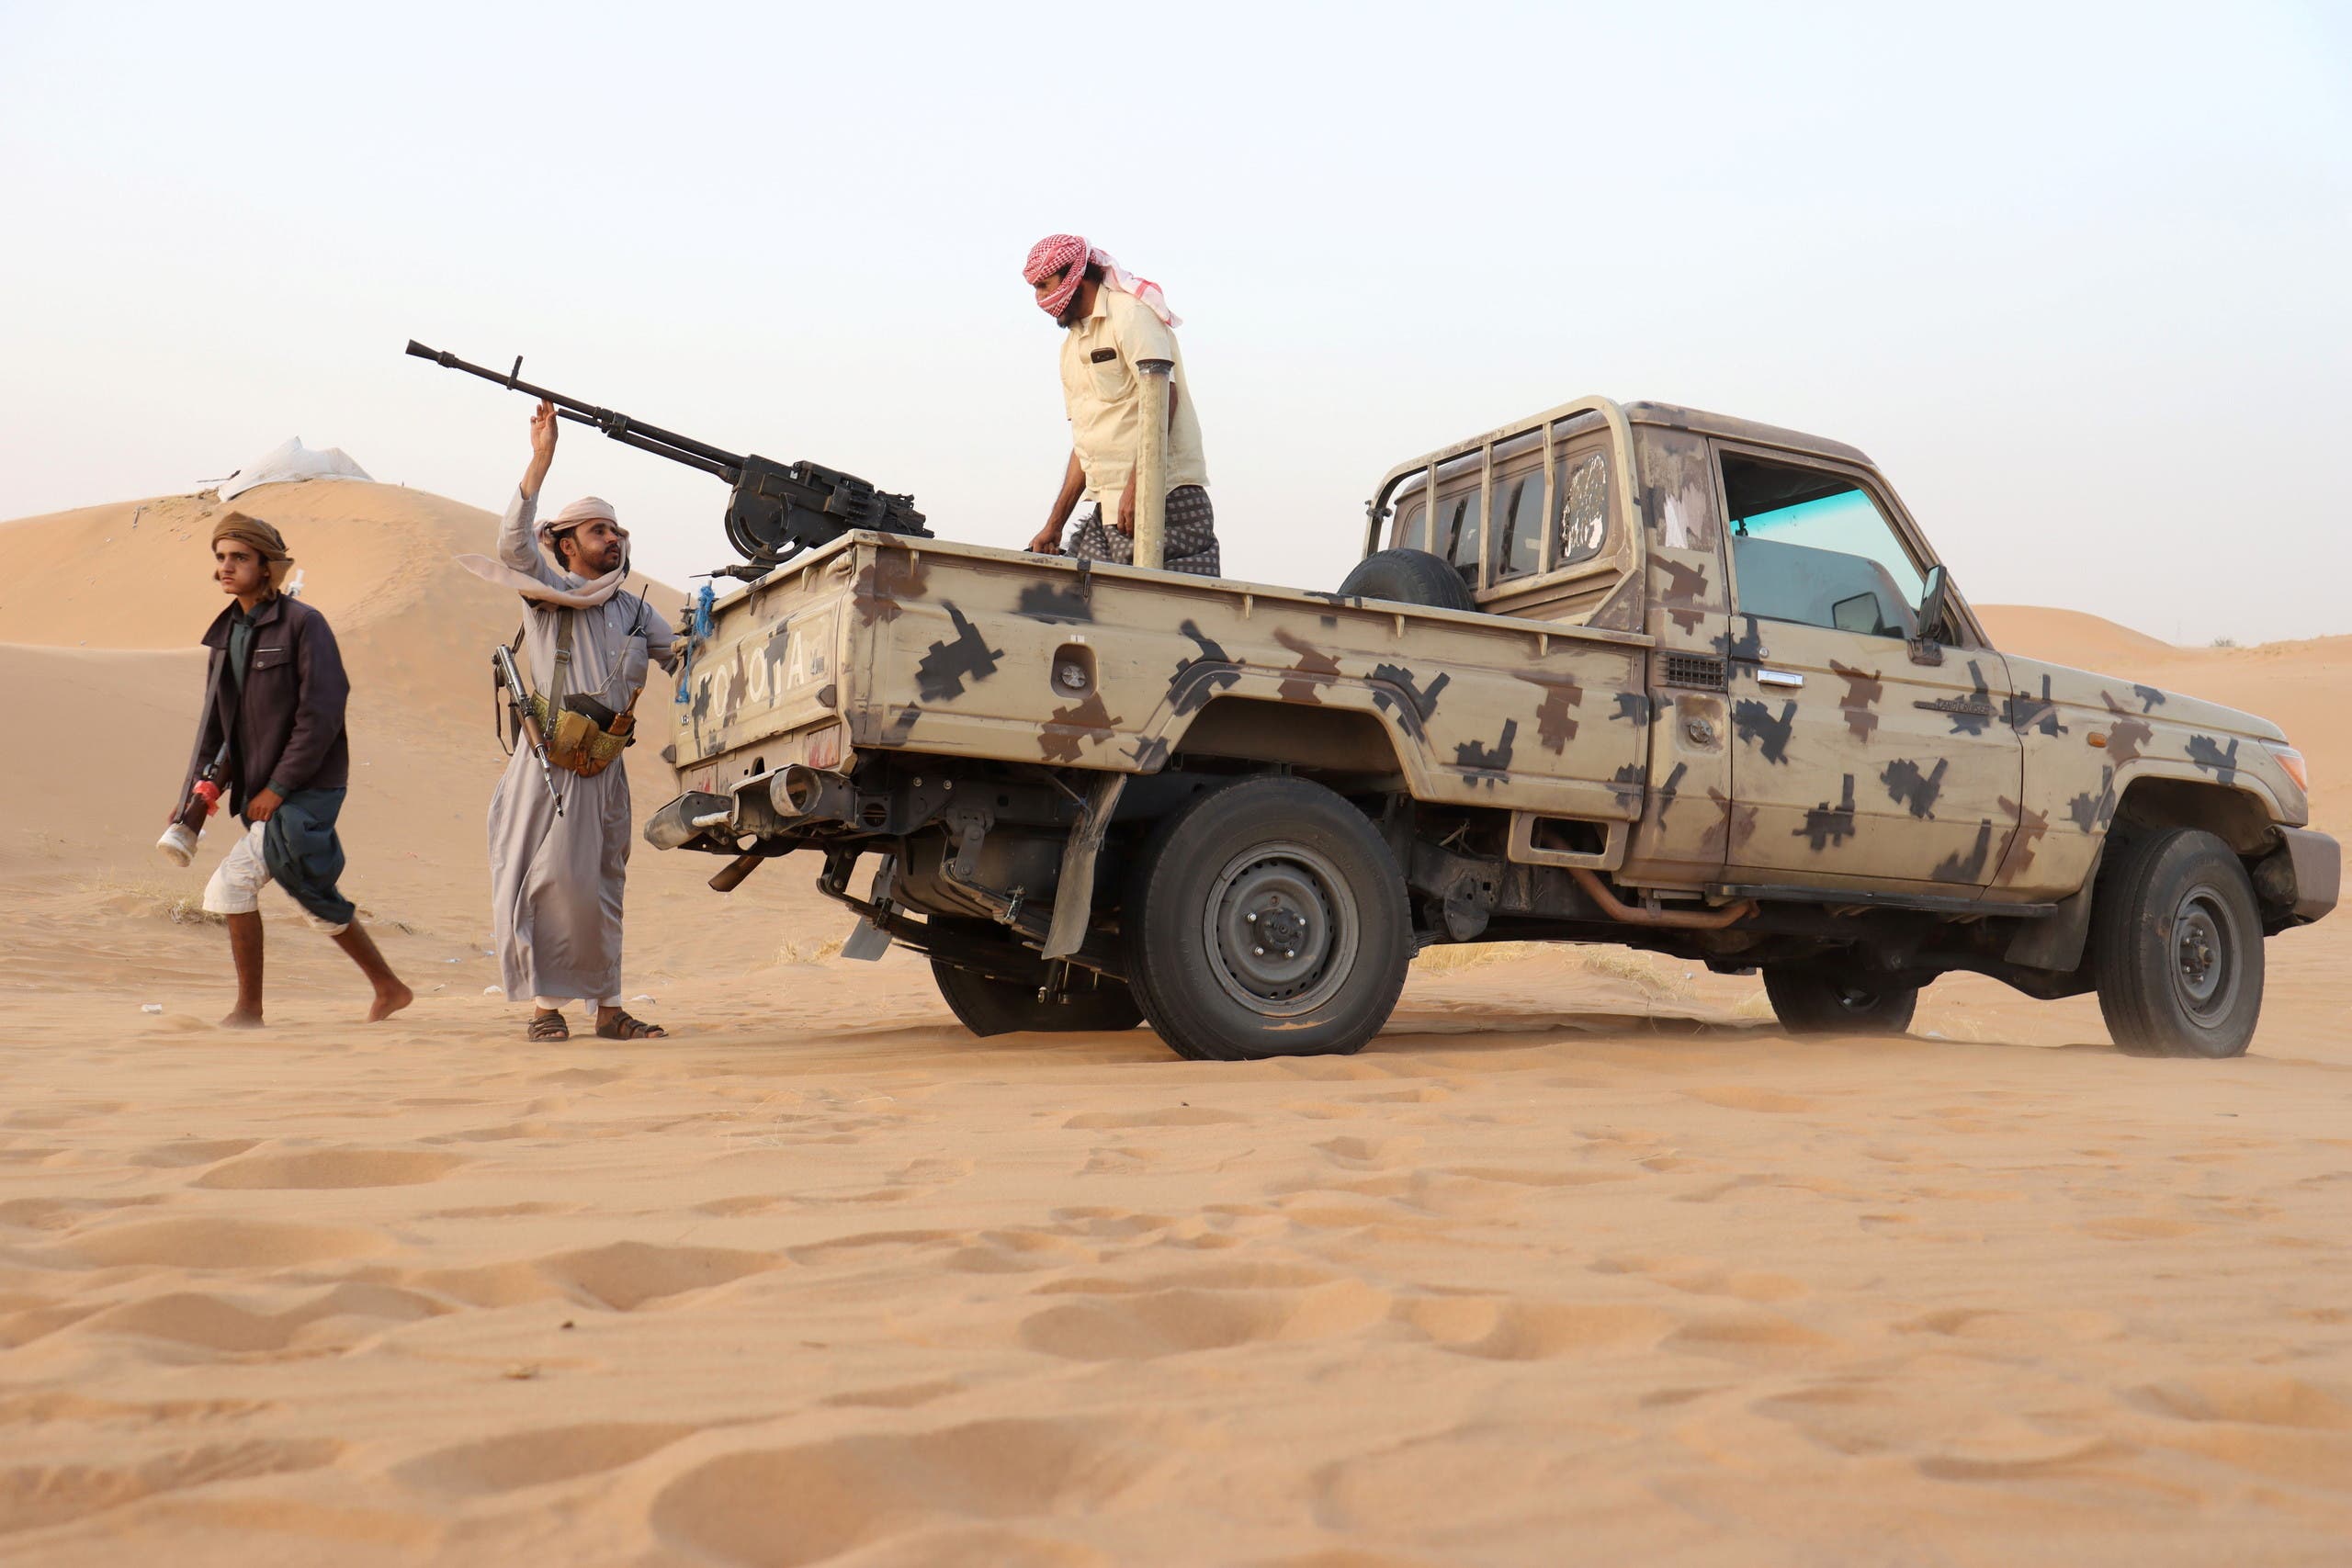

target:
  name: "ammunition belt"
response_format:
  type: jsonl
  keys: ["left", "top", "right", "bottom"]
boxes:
{"left": 528, "top": 693, "right": 630, "bottom": 773}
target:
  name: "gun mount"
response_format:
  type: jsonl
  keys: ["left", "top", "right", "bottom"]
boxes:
{"left": 405, "top": 340, "right": 930, "bottom": 575}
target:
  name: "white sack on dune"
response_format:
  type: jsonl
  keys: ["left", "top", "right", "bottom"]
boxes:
{"left": 217, "top": 437, "right": 374, "bottom": 502}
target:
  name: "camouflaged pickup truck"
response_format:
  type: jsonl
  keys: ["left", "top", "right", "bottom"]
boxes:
{"left": 646, "top": 397, "right": 2337, "bottom": 1062}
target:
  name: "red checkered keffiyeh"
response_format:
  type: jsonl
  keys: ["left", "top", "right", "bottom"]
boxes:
{"left": 1023, "top": 234, "right": 1182, "bottom": 327}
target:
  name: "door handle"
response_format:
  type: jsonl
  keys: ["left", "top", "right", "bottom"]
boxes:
{"left": 1757, "top": 668, "right": 1805, "bottom": 689}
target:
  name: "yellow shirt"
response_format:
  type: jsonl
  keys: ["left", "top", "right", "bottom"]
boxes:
{"left": 1058, "top": 286, "right": 1209, "bottom": 504}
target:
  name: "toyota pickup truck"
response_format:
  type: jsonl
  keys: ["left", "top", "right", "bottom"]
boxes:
{"left": 645, "top": 397, "right": 2337, "bottom": 1062}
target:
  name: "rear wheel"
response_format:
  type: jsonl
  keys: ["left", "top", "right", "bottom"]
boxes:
{"left": 927, "top": 918, "right": 1143, "bottom": 1037}
{"left": 1124, "top": 777, "right": 1411, "bottom": 1061}
{"left": 1762, "top": 965, "right": 1919, "bottom": 1035}
{"left": 2091, "top": 828, "right": 2263, "bottom": 1057}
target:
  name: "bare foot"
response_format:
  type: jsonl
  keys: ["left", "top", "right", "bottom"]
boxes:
{"left": 220, "top": 1009, "right": 266, "bottom": 1029}
{"left": 368, "top": 981, "right": 415, "bottom": 1022}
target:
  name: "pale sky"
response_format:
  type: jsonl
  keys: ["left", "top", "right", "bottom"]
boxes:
{"left": 4, "top": 2, "right": 2346, "bottom": 645}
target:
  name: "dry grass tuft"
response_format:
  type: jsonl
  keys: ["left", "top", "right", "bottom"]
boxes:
{"left": 1577, "top": 949, "right": 1692, "bottom": 999}
{"left": 778, "top": 936, "right": 845, "bottom": 966}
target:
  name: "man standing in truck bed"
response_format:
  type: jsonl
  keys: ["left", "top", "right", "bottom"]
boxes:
{"left": 1022, "top": 234, "right": 1220, "bottom": 576}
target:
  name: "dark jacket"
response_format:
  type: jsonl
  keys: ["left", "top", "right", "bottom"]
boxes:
{"left": 179, "top": 593, "right": 351, "bottom": 819}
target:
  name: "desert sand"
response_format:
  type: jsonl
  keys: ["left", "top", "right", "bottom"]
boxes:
{"left": 1, "top": 483, "right": 2346, "bottom": 1564}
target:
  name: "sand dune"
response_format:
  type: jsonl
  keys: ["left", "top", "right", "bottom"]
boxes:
{"left": 1, "top": 490, "right": 2346, "bottom": 1563}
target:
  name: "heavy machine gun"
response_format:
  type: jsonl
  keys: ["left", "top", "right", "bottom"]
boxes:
{"left": 405, "top": 340, "right": 930, "bottom": 575}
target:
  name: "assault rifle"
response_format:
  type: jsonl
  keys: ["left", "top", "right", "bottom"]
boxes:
{"left": 405, "top": 340, "right": 930, "bottom": 576}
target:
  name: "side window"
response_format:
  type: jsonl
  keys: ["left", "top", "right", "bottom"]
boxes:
{"left": 1435, "top": 490, "right": 1481, "bottom": 579}
{"left": 1392, "top": 488, "right": 1429, "bottom": 553}
{"left": 1555, "top": 448, "right": 1609, "bottom": 568}
{"left": 1723, "top": 454, "right": 1925, "bottom": 639}
{"left": 1490, "top": 468, "right": 1545, "bottom": 581}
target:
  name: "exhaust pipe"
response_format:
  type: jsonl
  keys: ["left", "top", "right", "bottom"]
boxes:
{"left": 1569, "top": 867, "right": 1756, "bottom": 931}
{"left": 770, "top": 764, "right": 853, "bottom": 823}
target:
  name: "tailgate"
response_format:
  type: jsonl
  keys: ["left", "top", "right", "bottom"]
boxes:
{"left": 668, "top": 541, "right": 861, "bottom": 795}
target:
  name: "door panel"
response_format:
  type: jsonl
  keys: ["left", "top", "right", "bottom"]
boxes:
{"left": 1728, "top": 622, "right": 2021, "bottom": 886}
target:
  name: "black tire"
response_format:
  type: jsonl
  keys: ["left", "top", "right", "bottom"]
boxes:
{"left": 1336, "top": 548, "right": 1477, "bottom": 614}
{"left": 927, "top": 918, "right": 1143, "bottom": 1037}
{"left": 1123, "top": 776, "right": 1411, "bottom": 1061}
{"left": 1762, "top": 965, "right": 1919, "bottom": 1035}
{"left": 2090, "top": 828, "right": 2263, "bottom": 1058}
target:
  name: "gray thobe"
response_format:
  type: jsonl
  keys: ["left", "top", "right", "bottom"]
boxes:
{"left": 487, "top": 488, "right": 677, "bottom": 1006}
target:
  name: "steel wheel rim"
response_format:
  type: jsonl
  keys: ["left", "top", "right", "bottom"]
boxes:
{"left": 1832, "top": 983, "right": 1884, "bottom": 1012}
{"left": 2170, "top": 886, "right": 2238, "bottom": 1021}
{"left": 1202, "top": 840, "right": 1359, "bottom": 1016}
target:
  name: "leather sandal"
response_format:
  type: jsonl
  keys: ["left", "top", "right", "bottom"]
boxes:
{"left": 528, "top": 1009, "right": 571, "bottom": 1042}
{"left": 595, "top": 1010, "right": 667, "bottom": 1040}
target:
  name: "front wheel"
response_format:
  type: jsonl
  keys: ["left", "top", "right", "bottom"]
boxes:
{"left": 1762, "top": 965, "right": 1919, "bottom": 1035}
{"left": 928, "top": 919, "right": 1143, "bottom": 1037}
{"left": 1124, "top": 777, "right": 1411, "bottom": 1061}
{"left": 2091, "top": 829, "right": 2263, "bottom": 1058}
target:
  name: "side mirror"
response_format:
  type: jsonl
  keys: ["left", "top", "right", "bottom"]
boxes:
{"left": 1906, "top": 566, "right": 1953, "bottom": 665}
{"left": 1915, "top": 565, "right": 1952, "bottom": 645}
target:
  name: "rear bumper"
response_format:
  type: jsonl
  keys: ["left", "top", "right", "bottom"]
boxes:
{"left": 2256, "top": 827, "right": 2339, "bottom": 926}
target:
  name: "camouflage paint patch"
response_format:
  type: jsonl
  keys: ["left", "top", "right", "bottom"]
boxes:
{"left": 2187, "top": 735, "right": 2241, "bottom": 784}
{"left": 1513, "top": 671, "right": 1585, "bottom": 753}
{"left": 2132, "top": 684, "right": 2166, "bottom": 714}
{"left": 1652, "top": 760, "right": 1688, "bottom": 823}
{"left": 1454, "top": 718, "right": 1519, "bottom": 776}
{"left": 1932, "top": 821, "right": 1995, "bottom": 884}
{"left": 877, "top": 703, "right": 922, "bottom": 746}
{"left": 1039, "top": 690, "right": 1123, "bottom": 764}
{"left": 1881, "top": 757, "right": 1949, "bottom": 820}
{"left": 1169, "top": 619, "right": 1242, "bottom": 716}
{"left": 1125, "top": 735, "right": 1171, "bottom": 771}
{"left": 1701, "top": 787, "right": 1758, "bottom": 856}
{"left": 1994, "top": 796, "right": 2049, "bottom": 883}
{"left": 1947, "top": 661, "right": 1995, "bottom": 738}
{"left": 1794, "top": 774, "right": 1858, "bottom": 852}
{"left": 1609, "top": 761, "right": 1647, "bottom": 812}
{"left": 2098, "top": 693, "right": 2154, "bottom": 762}
{"left": 1656, "top": 558, "right": 1710, "bottom": 635}
{"left": 913, "top": 603, "right": 1006, "bottom": 704}
{"left": 1714, "top": 615, "right": 1766, "bottom": 664}
{"left": 1368, "top": 663, "right": 1452, "bottom": 730}
{"left": 2067, "top": 767, "right": 2118, "bottom": 833}
{"left": 2005, "top": 675, "right": 2067, "bottom": 737}
{"left": 1830, "top": 660, "right": 1883, "bottom": 742}
{"left": 1732, "top": 698, "right": 1797, "bottom": 765}
{"left": 1272, "top": 627, "right": 1341, "bottom": 705}
{"left": 1611, "top": 692, "right": 1651, "bottom": 727}
{"left": 1015, "top": 580, "right": 1092, "bottom": 624}
{"left": 850, "top": 549, "right": 930, "bottom": 626}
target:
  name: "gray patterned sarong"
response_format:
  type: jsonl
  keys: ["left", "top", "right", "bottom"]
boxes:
{"left": 1065, "top": 485, "right": 1220, "bottom": 577}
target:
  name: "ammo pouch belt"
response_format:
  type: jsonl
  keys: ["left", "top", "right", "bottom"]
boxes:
{"left": 508, "top": 608, "right": 639, "bottom": 779}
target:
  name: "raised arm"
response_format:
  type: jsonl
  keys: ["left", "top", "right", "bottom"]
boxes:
{"left": 498, "top": 400, "right": 568, "bottom": 586}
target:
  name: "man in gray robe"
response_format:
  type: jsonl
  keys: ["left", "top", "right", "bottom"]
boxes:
{"left": 475, "top": 400, "right": 677, "bottom": 1040}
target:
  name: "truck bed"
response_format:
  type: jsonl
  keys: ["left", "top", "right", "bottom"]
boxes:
{"left": 668, "top": 534, "right": 1658, "bottom": 827}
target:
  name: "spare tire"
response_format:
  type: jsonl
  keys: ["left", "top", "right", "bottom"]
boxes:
{"left": 1337, "top": 549, "right": 1476, "bottom": 614}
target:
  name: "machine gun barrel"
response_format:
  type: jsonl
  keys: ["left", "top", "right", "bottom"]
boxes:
{"left": 405, "top": 340, "right": 741, "bottom": 482}
{"left": 406, "top": 337, "right": 931, "bottom": 570}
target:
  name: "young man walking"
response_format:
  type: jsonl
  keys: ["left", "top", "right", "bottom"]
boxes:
{"left": 175, "top": 513, "right": 412, "bottom": 1026}
{"left": 467, "top": 400, "right": 676, "bottom": 1041}
{"left": 1021, "top": 234, "right": 1221, "bottom": 576}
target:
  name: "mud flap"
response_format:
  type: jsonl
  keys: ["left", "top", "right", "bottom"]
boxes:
{"left": 1044, "top": 773, "right": 1127, "bottom": 960}
{"left": 841, "top": 854, "right": 897, "bottom": 961}
{"left": 841, "top": 917, "right": 893, "bottom": 962}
